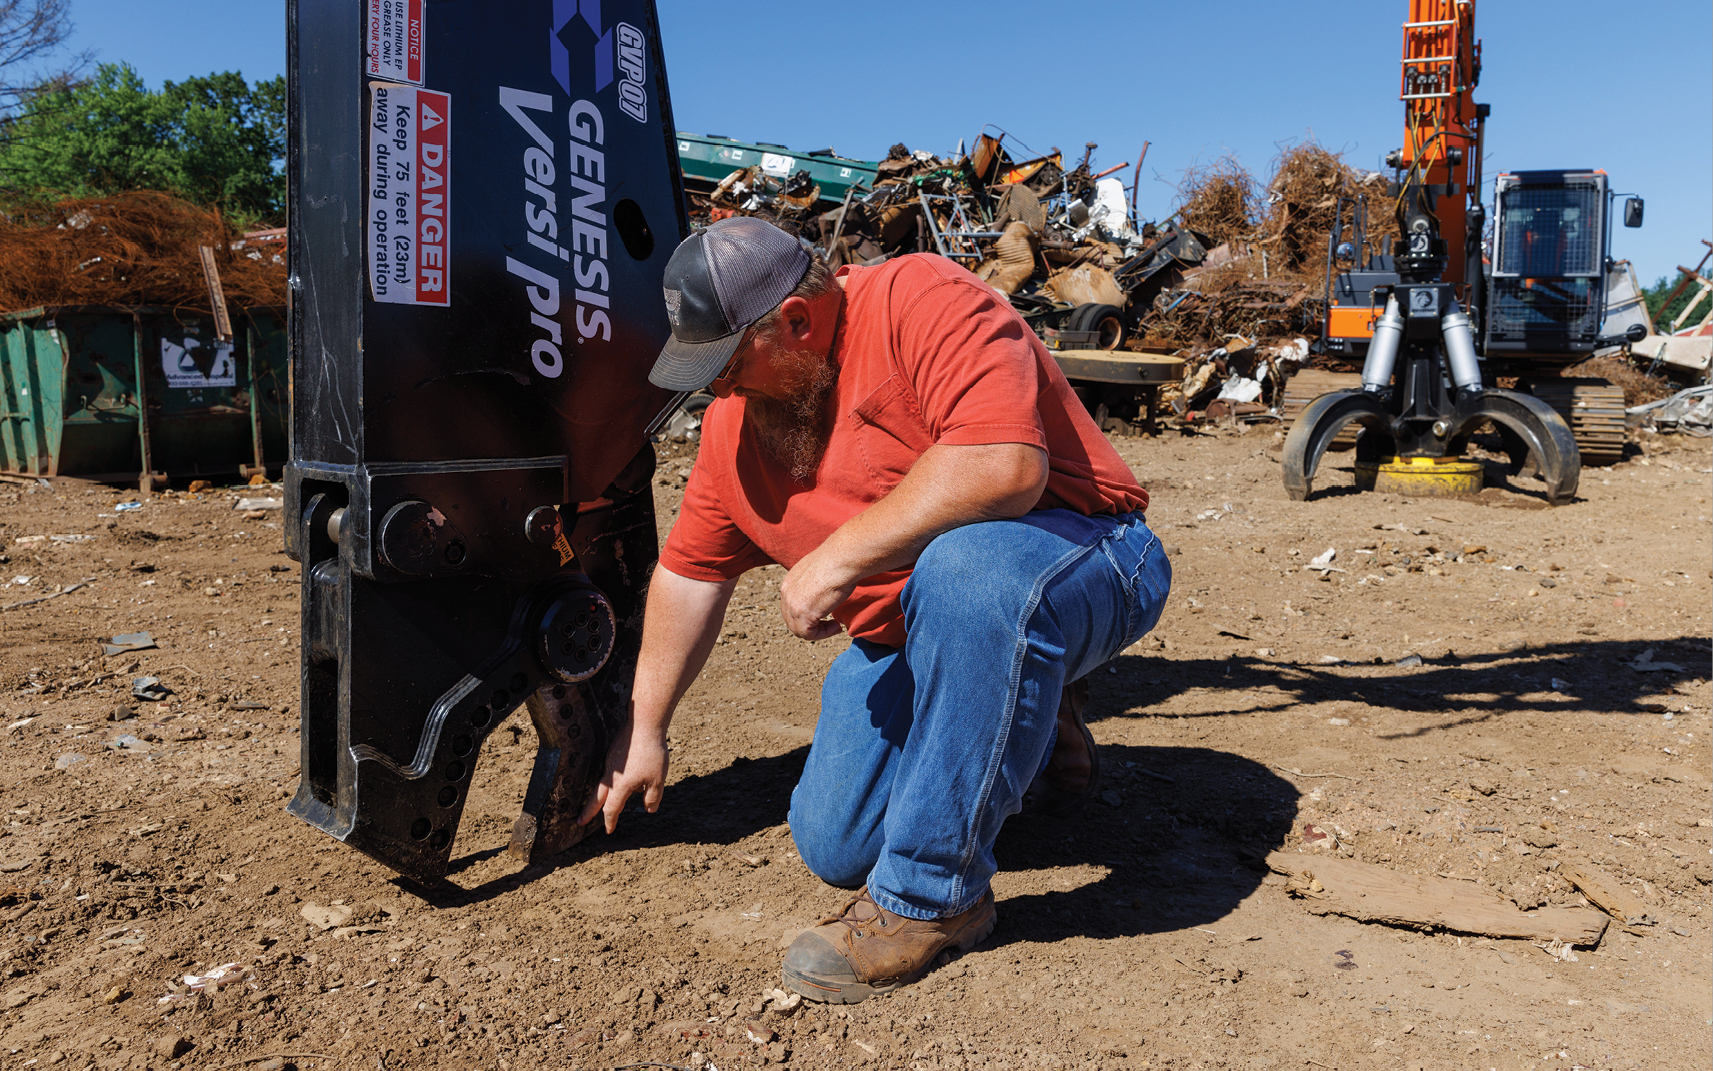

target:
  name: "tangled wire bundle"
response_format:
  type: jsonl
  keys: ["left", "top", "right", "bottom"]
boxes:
{"left": 0, "top": 191, "right": 286, "bottom": 314}
{"left": 1147, "top": 264, "right": 1319, "bottom": 345}
{"left": 1175, "top": 157, "right": 1258, "bottom": 247}
{"left": 1258, "top": 142, "right": 1398, "bottom": 274}
{"left": 1153, "top": 144, "right": 1411, "bottom": 347}
{"left": 1562, "top": 354, "right": 1677, "bottom": 409}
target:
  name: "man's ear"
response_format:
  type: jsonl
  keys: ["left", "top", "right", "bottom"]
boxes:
{"left": 777, "top": 295, "right": 815, "bottom": 343}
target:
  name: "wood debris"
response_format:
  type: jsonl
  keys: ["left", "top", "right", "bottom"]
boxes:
{"left": 1267, "top": 851, "right": 1609, "bottom": 946}
{"left": 1560, "top": 862, "right": 1654, "bottom": 926}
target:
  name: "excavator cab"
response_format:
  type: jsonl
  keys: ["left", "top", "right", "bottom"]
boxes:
{"left": 1485, "top": 170, "right": 1610, "bottom": 360}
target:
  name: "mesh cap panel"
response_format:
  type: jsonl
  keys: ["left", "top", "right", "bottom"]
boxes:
{"left": 648, "top": 216, "right": 814, "bottom": 391}
{"left": 702, "top": 217, "right": 811, "bottom": 329}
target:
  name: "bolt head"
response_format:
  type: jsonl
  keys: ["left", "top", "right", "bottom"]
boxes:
{"left": 524, "top": 506, "right": 562, "bottom": 547}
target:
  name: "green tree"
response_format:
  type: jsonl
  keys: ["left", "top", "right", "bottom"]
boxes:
{"left": 162, "top": 70, "right": 286, "bottom": 223}
{"left": 0, "top": 61, "right": 284, "bottom": 227}
{"left": 1644, "top": 271, "right": 1709, "bottom": 334}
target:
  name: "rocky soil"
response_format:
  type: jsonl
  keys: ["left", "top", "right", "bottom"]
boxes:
{"left": 0, "top": 425, "right": 1707, "bottom": 1071}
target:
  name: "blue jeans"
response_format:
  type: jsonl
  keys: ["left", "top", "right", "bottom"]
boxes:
{"left": 787, "top": 509, "right": 1171, "bottom": 920}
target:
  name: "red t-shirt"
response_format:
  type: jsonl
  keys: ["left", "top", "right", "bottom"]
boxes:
{"left": 658, "top": 253, "right": 1148, "bottom": 647}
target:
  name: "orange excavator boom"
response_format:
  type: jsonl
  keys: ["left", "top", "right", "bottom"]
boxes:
{"left": 1392, "top": 0, "right": 1486, "bottom": 294}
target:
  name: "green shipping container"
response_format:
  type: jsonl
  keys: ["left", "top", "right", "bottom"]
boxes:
{"left": 0, "top": 305, "right": 287, "bottom": 486}
{"left": 675, "top": 133, "right": 878, "bottom": 202}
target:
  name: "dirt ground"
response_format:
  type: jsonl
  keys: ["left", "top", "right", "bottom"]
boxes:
{"left": 0, "top": 424, "right": 1708, "bottom": 1071}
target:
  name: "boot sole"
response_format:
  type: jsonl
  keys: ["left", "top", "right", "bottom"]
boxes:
{"left": 780, "top": 909, "right": 997, "bottom": 1005}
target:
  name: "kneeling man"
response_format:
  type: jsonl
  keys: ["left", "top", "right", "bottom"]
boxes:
{"left": 581, "top": 217, "right": 1171, "bottom": 1003}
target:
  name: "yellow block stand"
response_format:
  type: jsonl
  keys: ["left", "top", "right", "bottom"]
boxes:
{"left": 1353, "top": 455, "right": 1484, "bottom": 496}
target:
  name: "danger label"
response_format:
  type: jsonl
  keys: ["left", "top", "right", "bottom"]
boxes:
{"left": 368, "top": 84, "right": 451, "bottom": 307}
{"left": 366, "top": 0, "right": 424, "bottom": 85}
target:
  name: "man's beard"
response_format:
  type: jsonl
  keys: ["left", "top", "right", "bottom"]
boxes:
{"left": 744, "top": 346, "right": 838, "bottom": 483}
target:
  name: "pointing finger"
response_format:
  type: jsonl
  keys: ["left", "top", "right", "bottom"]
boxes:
{"left": 578, "top": 780, "right": 609, "bottom": 827}
{"left": 603, "top": 781, "right": 632, "bottom": 835}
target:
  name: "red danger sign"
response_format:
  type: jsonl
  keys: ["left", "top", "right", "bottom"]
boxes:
{"left": 367, "top": 0, "right": 424, "bottom": 86}
{"left": 368, "top": 85, "right": 451, "bottom": 307}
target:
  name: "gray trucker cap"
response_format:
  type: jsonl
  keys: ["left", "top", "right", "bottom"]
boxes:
{"left": 648, "top": 216, "right": 811, "bottom": 391}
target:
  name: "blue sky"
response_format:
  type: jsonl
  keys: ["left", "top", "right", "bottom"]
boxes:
{"left": 62, "top": 0, "right": 1709, "bottom": 286}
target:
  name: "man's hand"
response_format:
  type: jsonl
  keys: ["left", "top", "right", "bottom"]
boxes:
{"left": 774, "top": 443, "right": 1048, "bottom": 640}
{"left": 779, "top": 545, "right": 856, "bottom": 641}
{"left": 578, "top": 719, "right": 670, "bottom": 834}
{"left": 575, "top": 566, "right": 736, "bottom": 835}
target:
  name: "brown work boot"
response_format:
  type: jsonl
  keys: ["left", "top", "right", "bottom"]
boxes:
{"left": 1022, "top": 675, "right": 1099, "bottom": 816}
{"left": 781, "top": 888, "right": 996, "bottom": 1004}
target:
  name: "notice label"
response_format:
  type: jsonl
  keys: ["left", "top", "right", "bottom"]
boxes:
{"left": 366, "top": 0, "right": 424, "bottom": 85}
{"left": 160, "top": 336, "right": 236, "bottom": 389}
{"left": 369, "top": 84, "right": 451, "bottom": 307}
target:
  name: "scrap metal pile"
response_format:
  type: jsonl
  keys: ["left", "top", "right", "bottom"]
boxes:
{"left": 0, "top": 191, "right": 287, "bottom": 313}
{"left": 698, "top": 133, "right": 1404, "bottom": 425}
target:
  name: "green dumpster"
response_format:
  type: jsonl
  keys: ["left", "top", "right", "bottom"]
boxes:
{"left": 245, "top": 306, "right": 289, "bottom": 468}
{"left": 0, "top": 305, "right": 288, "bottom": 487}
{"left": 675, "top": 133, "right": 878, "bottom": 202}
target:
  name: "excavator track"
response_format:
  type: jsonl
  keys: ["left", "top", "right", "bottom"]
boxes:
{"left": 1280, "top": 370, "right": 1364, "bottom": 449}
{"left": 1526, "top": 379, "right": 1628, "bottom": 466}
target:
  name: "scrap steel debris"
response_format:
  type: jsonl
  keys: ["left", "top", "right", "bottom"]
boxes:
{"left": 1627, "top": 384, "right": 1713, "bottom": 437}
{"left": 0, "top": 191, "right": 286, "bottom": 313}
{"left": 697, "top": 132, "right": 1409, "bottom": 426}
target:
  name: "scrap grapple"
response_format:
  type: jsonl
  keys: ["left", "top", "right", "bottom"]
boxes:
{"left": 1281, "top": 256, "right": 1580, "bottom": 504}
{"left": 1285, "top": 0, "right": 1642, "bottom": 504}
{"left": 284, "top": 0, "right": 685, "bottom": 883}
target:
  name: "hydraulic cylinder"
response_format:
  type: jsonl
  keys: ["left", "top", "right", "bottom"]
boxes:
{"left": 1361, "top": 295, "right": 1404, "bottom": 393}
{"left": 1440, "top": 308, "right": 1483, "bottom": 393}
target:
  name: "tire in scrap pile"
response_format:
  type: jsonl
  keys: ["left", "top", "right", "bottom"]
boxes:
{"left": 1064, "top": 303, "right": 1126, "bottom": 351}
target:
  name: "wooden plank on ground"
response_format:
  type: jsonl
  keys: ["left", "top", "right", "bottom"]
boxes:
{"left": 1560, "top": 862, "right": 1652, "bottom": 925}
{"left": 1266, "top": 852, "right": 1609, "bottom": 946}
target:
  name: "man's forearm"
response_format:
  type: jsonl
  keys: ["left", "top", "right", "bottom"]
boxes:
{"left": 578, "top": 564, "right": 735, "bottom": 831}
{"left": 775, "top": 442, "right": 1048, "bottom": 640}
{"left": 819, "top": 442, "right": 1048, "bottom": 581}
{"left": 629, "top": 564, "right": 738, "bottom": 739}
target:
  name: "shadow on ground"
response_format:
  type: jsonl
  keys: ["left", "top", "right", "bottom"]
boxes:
{"left": 994, "top": 745, "right": 1294, "bottom": 942}
{"left": 423, "top": 739, "right": 1299, "bottom": 941}
{"left": 1090, "top": 635, "right": 1709, "bottom": 735}
{"left": 418, "top": 747, "right": 812, "bottom": 905}
{"left": 418, "top": 636, "right": 1701, "bottom": 906}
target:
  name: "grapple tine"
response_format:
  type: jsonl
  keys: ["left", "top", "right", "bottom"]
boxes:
{"left": 1447, "top": 389, "right": 1581, "bottom": 505}
{"left": 1280, "top": 390, "right": 1394, "bottom": 501}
